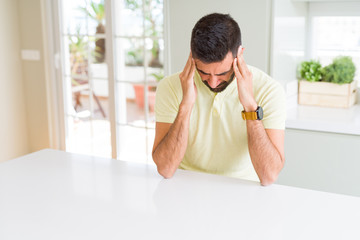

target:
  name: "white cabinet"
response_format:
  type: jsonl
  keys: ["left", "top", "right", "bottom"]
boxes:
{"left": 278, "top": 128, "right": 360, "bottom": 197}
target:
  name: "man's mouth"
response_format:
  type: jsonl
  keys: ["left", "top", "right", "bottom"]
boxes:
{"left": 202, "top": 73, "right": 235, "bottom": 93}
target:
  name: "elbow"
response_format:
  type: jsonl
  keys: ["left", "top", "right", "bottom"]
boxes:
{"left": 260, "top": 173, "right": 278, "bottom": 186}
{"left": 260, "top": 177, "right": 276, "bottom": 186}
{"left": 157, "top": 165, "right": 176, "bottom": 179}
{"left": 260, "top": 157, "right": 285, "bottom": 186}
{"left": 152, "top": 154, "right": 177, "bottom": 179}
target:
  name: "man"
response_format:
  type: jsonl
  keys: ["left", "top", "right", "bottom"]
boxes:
{"left": 152, "top": 13, "right": 286, "bottom": 186}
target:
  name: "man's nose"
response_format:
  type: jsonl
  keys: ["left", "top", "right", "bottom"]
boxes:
{"left": 207, "top": 75, "right": 221, "bottom": 88}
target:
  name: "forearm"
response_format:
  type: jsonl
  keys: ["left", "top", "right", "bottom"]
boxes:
{"left": 246, "top": 121, "right": 284, "bottom": 185}
{"left": 152, "top": 104, "right": 193, "bottom": 178}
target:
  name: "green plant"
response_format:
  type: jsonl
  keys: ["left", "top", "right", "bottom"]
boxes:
{"left": 299, "top": 60, "right": 323, "bottom": 82}
{"left": 69, "top": 26, "right": 88, "bottom": 78}
{"left": 149, "top": 70, "right": 164, "bottom": 91}
{"left": 79, "top": 0, "right": 105, "bottom": 63}
{"left": 125, "top": 0, "right": 163, "bottom": 68}
{"left": 149, "top": 71, "right": 164, "bottom": 82}
{"left": 126, "top": 48, "right": 144, "bottom": 66}
{"left": 322, "top": 56, "right": 356, "bottom": 84}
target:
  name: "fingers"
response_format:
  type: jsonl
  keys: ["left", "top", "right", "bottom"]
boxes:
{"left": 180, "top": 52, "right": 196, "bottom": 89}
{"left": 184, "top": 54, "right": 195, "bottom": 78}
{"left": 190, "top": 58, "right": 196, "bottom": 77}
{"left": 181, "top": 53, "right": 191, "bottom": 75}
{"left": 233, "top": 58, "right": 242, "bottom": 80}
{"left": 236, "top": 45, "right": 250, "bottom": 77}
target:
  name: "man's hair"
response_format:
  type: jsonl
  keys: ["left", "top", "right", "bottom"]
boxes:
{"left": 191, "top": 13, "right": 241, "bottom": 63}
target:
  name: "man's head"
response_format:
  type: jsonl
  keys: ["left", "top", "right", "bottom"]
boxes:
{"left": 191, "top": 13, "right": 242, "bottom": 92}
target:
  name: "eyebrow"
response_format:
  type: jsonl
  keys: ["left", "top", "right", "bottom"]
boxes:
{"left": 197, "top": 67, "right": 233, "bottom": 76}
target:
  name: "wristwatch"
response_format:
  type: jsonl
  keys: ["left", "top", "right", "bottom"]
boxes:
{"left": 242, "top": 106, "right": 263, "bottom": 120}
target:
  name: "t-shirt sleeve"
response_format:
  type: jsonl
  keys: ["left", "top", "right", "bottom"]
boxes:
{"left": 155, "top": 76, "right": 181, "bottom": 123}
{"left": 258, "top": 80, "right": 286, "bottom": 130}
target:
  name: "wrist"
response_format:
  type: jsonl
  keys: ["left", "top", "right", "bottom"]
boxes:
{"left": 242, "top": 101, "right": 258, "bottom": 112}
{"left": 179, "top": 101, "right": 194, "bottom": 113}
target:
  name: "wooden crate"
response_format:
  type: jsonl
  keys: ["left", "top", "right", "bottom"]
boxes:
{"left": 298, "top": 80, "right": 357, "bottom": 108}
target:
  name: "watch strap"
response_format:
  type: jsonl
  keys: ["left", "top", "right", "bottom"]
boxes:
{"left": 241, "top": 111, "right": 258, "bottom": 120}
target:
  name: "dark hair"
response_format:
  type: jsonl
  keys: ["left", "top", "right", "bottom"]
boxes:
{"left": 191, "top": 13, "right": 241, "bottom": 63}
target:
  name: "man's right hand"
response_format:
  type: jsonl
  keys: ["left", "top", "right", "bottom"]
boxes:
{"left": 152, "top": 52, "right": 196, "bottom": 178}
{"left": 179, "top": 52, "right": 197, "bottom": 107}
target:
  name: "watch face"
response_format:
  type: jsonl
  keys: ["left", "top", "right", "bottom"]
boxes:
{"left": 257, "top": 106, "right": 264, "bottom": 120}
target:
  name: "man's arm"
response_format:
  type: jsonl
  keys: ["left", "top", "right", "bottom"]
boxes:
{"left": 152, "top": 105, "right": 192, "bottom": 178}
{"left": 152, "top": 53, "right": 197, "bottom": 178}
{"left": 233, "top": 46, "right": 285, "bottom": 185}
{"left": 247, "top": 123, "right": 285, "bottom": 186}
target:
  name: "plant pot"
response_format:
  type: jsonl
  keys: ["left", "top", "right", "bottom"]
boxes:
{"left": 298, "top": 80, "right": 357, "bottom": 108}
{"left": 133, "top": 84, "right": 156, "bottom": 111}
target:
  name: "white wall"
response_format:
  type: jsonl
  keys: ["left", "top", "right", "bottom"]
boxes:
{"left": 271, "top": 0, "right": 307, "bottom": 85}
{"left": 0, "top": 0, "right": 29, "bottom": 161}
{"left": 18, "top": 0, "right": 50, "bottom": 153}
{"left": 167, "top": 0, "right": 272, "bottom": 74}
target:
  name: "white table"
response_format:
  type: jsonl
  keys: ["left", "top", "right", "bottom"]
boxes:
{"left": 1, "top": 149, "right": 360, "bottom": 240}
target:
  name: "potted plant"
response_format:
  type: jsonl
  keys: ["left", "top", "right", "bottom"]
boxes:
{"left": 298, "top": 56, "right": 357, "bottom": 108}
{"left": 133, "top": 71, "right": 164, "bottom": 112}
{"left": 322, "top": 56, "right": 356, "bottom": 84}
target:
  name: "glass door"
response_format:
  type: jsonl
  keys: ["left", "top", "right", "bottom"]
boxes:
{"left": 112, "top": 0, "right": 164, "bottom": 163}
{"left": 60, "top": 0, "right": 111, "bottom": 158}
{"left": 56, "top": 0, "right": 164, "bottom": 162}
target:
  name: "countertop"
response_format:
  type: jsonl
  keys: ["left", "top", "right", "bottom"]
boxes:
{"left": 286, "top": 104, "right": 360, "bottom": 135}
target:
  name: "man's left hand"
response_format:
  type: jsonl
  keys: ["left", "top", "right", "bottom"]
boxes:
{"left": 233, "top": 46, "right": 257, "bottom": 112}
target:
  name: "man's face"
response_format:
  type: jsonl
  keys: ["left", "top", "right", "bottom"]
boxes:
{"left": 195, "top": 51, "right": 235, "bottom": 92}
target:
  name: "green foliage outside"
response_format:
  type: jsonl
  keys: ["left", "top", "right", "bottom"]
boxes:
{"left": 149, "top": 70, "right": 164, "bottom": 82}
{"left": 125, "top": 0, "right": 163, "bottom": 68}
{"left": 79, "top": 0, "right": 106, "bottom": 63}
{"left": 322, "top": 56, "right": 356, "bottom": 84}
{"left": 299, "top": 56, "right": 356, "bottom": 84}
{"left": 69, "top": 26, "right": 89, "bottom": 86}
{"left": 149, "top": 70, "right": 164, "bottom": 90}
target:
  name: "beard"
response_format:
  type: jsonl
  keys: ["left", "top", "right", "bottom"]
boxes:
{"left": 202, "top": 72, "right": 235, "bottom": 93}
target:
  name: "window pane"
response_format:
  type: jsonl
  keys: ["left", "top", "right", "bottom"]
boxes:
{"left": 91, "top": 78, "right": 109, "bottom": 120}
{"left": 89, "top": 36, "right": 106, "bottom": 64}
{"left": 113, "top": 0, "right": 164, "bottom": 162}
{"left": 89, "top": 38, "right": 108, "bottom": 77}
{"left": 146, "top": 38, "right": 164, "bottom": 68}
{"left": 62, "top": 0, "right": 87, "bottom": 35}
{"left": 117, "top": 125, "right": 148, "bottom": 163}
{"left": 312, "top": 17, "right": 360, "bottom": 82}
{"left": 115, "top": 38, "right": 145, "bottom": 82}
{"left": 144, "top": 0, "right": 163, "bottom": 37}
{"left": 85, "top": 0, "right": 106, "bottom": 36}
{"left": 66, "top": 116, "right": 111, "bottom": 158}
{"left": 61, "top": 0, "right": 111, "bottom": 159}
{"left": 116, "top": 0, "right": 144, "bottom": 37}
{"left": 67, "top": 35, "right": 89, "bottom": 79}
{"left": 116, "top": 82, "right": 155, "bottom": 126}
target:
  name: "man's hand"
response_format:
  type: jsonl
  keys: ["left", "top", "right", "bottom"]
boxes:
{"left": 179, "top": 52, "right": 197, "bottom": 107}
{"left": 152, "top": 52, "right": 197, "bottom": 178}
{"left": 233, "top": 46, "right": 257, "bottom": 112}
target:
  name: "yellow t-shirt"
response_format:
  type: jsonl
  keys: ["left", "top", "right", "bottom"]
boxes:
{"left": 155, "top": 65, "right": 286, "bottom": 182}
